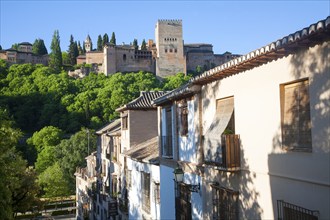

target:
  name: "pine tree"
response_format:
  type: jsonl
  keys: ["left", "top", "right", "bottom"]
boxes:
{"left": 97, "top": 35, "right": 102, "bottom": 51}
{"left": 110, "top": 32, "right": 116, "bottom": 45}
{"left": 102, "top": 33, "right": 109, "bottom": 47}
{"left": 141, "top": 39, "right": 147, "bottom": 50}
{"left": 49, "top": 30, "right": 62, "bottom": 72}
{"left": 133, "top": 39, "right": 138, "bottom": 51}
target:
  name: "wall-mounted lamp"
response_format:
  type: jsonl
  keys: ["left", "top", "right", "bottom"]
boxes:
{"left": 173, "top": 164, "right": 200, "bottom": 193}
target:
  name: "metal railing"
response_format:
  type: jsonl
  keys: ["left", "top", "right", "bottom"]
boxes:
{"left": 277, "top": 200, "right": 319, "bottom": 220}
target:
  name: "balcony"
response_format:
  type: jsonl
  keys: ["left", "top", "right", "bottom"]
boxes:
{"left": 118, "top": 198, "right": 128, "bottom": 213}
{"left": 205, "top": 134, "right": 240, "bottom": 172}
{"left": 161, "top": 135, "right": 173, "bottom": 158}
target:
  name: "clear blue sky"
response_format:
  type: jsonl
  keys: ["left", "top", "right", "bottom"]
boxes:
{"left": 0, "top": 1, "right": 329, "bottom": 55}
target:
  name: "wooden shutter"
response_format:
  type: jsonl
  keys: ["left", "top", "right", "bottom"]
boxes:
{"left": 281, "top": 79, "right": 311, "bottom": 150}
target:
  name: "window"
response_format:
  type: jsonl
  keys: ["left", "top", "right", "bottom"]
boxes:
{"left": 277, "top": 200, "right": 319, "bottom": 220}
{"left": 162, "top": 106, "right": 173, "bottom": 157}
{"left": 212, "top": 184, "right": 239, "bottom": 220}
{"left": 123, "top": 54, "right": 127, "bottom": 61}
{"left": 142, "top": 172, "right": 150, "bottom": 213}
{"left": 175, "top": 183, "right": 192, "bottom": 220}
{"left": 204, "top": 96, "right": 240, "bottom": 170}
{"left": 175, "top": 48, "right": 177, "bottom": 53}
{"left": 170, "top": 48, "right": 173, "bottom": 53}
{"left": 280, "top": 79, "right": 312, "bottom": 151}
{"left": 178, "top": 100, "right": 188, "bottom": 136}
{"left": 122, "top": 115, "right": 128, "bottom": 130}
{"left": 165, "top": 49, "right": 168, "bottom": 53}
{"left": 154, "top": 182, "right": 160, "bottom": 204}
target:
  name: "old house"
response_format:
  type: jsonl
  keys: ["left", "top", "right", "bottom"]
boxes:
{"left": 153, "top": 16, "right": 330, "bottom": 219}
{"left": 94, "top": 120, "right": 121, "bottom": 220}
{"left": 116, "top": 91, "right": 167, "bottom": 219}
{"left": 75, "top": 152, "right": 97, "bottom": 220}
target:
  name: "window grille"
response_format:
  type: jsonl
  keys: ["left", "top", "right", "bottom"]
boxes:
{"left": 212, "top": 184, "right": 239, "bottom": 220}
{"left": 277, "top": 200, "right": 319, "bottom": 220}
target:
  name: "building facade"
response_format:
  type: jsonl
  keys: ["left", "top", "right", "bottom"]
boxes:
{"left": 153, "top": 16, "right": 330, "bottom": 220}
{"left": 78, "top": 19, "right": 238, "bottom": 78}
{"left": 0, "top": 42, "right": 48, "bottom": 65}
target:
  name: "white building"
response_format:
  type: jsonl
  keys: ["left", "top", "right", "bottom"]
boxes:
{"left": 153, "top": 16, "right": 330, "bottom": 220}
{"left": 75, "top": 152, "right": 97, "bottom": 220}
{"left": 94, "top": 119, "right": 121, "bottom": 220}
{"left": 116, "top": 91, "right": 167, "bottom": 219}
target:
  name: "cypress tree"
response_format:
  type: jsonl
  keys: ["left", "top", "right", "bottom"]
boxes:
{"left": 49, "top": 30, "right": 62, "bottom": 72}
{"left": 68, "top": 35, "right": 76, "bottom": 65}
{"left": 32, "top": 39, "right": 48, "bottom": 55}
{"left": 133, "top": 39, "right": 138, "bottom": 51}
{"left": 102, "top": 33, "right": 109, "bottom": 47}
{"left": 97, "top": 35, "right": 102, "bottom": 51}
{"left": 78, "top": 41, "right": 83, "bottom": 55}
{"left": 141, "top": 39, "right": 147, "bottom": 50}
{"left": 110, "top": 32, "right": 116, "bottom": 45}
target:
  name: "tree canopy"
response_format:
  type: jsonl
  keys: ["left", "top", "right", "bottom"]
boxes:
{"left": 32, "top": 38, "right": 48, "bottom": 55}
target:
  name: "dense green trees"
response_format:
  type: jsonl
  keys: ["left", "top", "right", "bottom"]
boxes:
{"left": 0, "top": 59, "right": 191, "bottom": 205}
{"left": 32, "top": 38, "right": 48, "bottom": 55}
{"left": 0, "top": 108, "right": 40, "bottom": 219}
{"left": 49, "top": 30, "right": 62, "bottom": 72}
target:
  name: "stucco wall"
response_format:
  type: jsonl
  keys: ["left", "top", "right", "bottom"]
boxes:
{"left": 201, "top": 41, "right": 330, "bottom": 219}
{"left": 159, "top": 165, "right": 176, "bottom": 219}
{"left": 129, "top": 110, "right": 158, "bottom": 147}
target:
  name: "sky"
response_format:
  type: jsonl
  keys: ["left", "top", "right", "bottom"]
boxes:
{"left": 0, "top": 0, "right": 329, "bottom": 55}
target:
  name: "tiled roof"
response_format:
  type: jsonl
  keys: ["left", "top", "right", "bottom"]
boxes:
{"left": 123, "top": 136, "right": 159, "bottom": 164}
{"left": 153, "top": 16, "right": 330, "bottom": 105}
{"left": 19, "top": 42, "right": 32, "bottom": 46}
{"left": 95, "top": 119, "right": 121, "bottom": 135}
{"left": 116, "top": 91, "right": 168, "bottom": 112}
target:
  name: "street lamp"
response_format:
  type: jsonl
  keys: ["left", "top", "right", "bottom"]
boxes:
{"left": 173, "top": 164, "right": 184, "bottom": 183}
{"left": 173, "top": 163, "right": 200, "bottom": 193}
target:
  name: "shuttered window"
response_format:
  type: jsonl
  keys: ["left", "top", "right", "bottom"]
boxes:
{"left": 142, "top": 172, "right": 150, "bottom": 213}
{"left": 178, "top": 100, "right": 188, "bottom": 136}
{"left": 280, "top": 79, "right": 312, "bottom": 151}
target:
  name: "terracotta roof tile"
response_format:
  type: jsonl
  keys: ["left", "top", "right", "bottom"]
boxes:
{"left": 123, "top": 136, "right": 159, "bottom": 164}
{"left": 116, "top": 91, "right": 168, "bottom": 112}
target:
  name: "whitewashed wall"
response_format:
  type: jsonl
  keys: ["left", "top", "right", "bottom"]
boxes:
{"left": 201, "top": 42, "right": 329, "bottom": 219}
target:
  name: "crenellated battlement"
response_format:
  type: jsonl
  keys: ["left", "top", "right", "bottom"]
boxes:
{"left": 158, "top": 19, "right": 182, "bottom": 25}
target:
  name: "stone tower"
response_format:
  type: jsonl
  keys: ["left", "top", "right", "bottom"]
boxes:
{"left": 85, "top": 34, "right": 92, "bottom": 52}
{"left": 155, "top": 19, "right": 186, "bottom": 78}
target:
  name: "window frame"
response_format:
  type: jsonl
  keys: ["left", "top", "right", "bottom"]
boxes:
{"left": 280, "top": 78, "right": 312, "bottom": 152}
